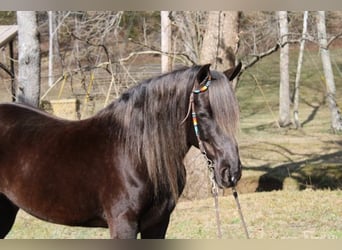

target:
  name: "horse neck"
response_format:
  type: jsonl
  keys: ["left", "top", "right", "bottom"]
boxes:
{"left": 115, "top": 71, "right": 195, "bottom": 200}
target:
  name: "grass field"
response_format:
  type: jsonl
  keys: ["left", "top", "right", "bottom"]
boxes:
{"left": 234, "top": 46, "right": 342, "bottom": 194}
{"left": 3, "top": 46, "right": 342, "bottom": 239}
{"left": 6, "top": 190, "right": 341, "bottom": 239}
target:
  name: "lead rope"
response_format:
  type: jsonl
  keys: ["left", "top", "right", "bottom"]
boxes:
{"left": 206, "top": 153, "right": 250, "bottom": 239}
{"left": 232, "top": 186, "right": 250, "bottom": 239}
{"left": 203, "top": 153, "right": 222, "bottom": 239}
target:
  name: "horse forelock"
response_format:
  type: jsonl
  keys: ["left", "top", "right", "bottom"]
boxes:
{"left": 99, "top": 66, "right": 201, "bottom": 201}
{"left": 208, "top": 71, "right": 240, "bottom": 140}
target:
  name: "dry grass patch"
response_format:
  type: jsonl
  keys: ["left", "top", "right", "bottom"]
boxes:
{"left": 6, "top": 190, "right": 341, "bottom": 239}
{"left": 168, "top": 190, "right": 342, "bottom": 239}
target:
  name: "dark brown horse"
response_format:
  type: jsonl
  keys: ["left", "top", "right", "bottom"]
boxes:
{"left": 0, "top": 63, "right": 242, "bottom": 239}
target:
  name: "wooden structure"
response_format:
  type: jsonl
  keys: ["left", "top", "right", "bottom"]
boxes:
{"left": 0, "top": 25, "right": 18, "bottom": 101}
{"left": 50, "top": 98, "right": 80, "bottom": 120}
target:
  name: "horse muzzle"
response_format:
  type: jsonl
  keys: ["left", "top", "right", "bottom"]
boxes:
{"left": 214, "top": 157, "right": 242, "bottom": 188}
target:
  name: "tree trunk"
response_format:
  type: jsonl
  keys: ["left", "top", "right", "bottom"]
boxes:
{"left": 161, "top": 11, "right": 171, "bottom": 73}
{"left": 16, "top": 11, "right": 41, "bottom": 107}
{"left": 317, "top": 11, "right": 342, "bottom": 132}
{"left": 293, "top": 11, "right": 309, "bottom": 129}
{"left": 48, "top": 11, "right": 59, "bottom": 87}
{"left": 278, "top": 11, "right": 291, "bottom": 127}
{"left": 200, "top": 11, "right": 240, "bottom": 76}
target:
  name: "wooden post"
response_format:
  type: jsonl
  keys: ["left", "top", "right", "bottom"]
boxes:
{"left": 0, "top": 25, "right": 18, "bottom": 102}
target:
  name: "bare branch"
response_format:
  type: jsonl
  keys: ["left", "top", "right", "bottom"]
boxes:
{"left": 0, "top": 62, "right": 14, "bottom": 78}
{"left": 240, "top": 37, "right": 315, "bottom": 76}
{"left": 241, "top": 43, "right": 280, "bottom": 74}
{"left": 70, "top": 32, "right": 111, "bottom": 74}
{"left": 119, "top": 50, "right": 162, "bottom": 63}
{"left": 327, "top": 31, "right": 342, "bottom": 48}
{"left": 40, "top": 60, "right": 112, "bottom": 100}
{"left": 128, "top": 38, "right": 197, "bottom": 65}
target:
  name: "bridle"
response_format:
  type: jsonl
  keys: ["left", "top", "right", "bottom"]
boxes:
{"left": 181, "top": 74, "right": 250, "bottom": 239}
{"left": 189, "top": 76, "right": 212, "bottom": 155}
{"left": 180, "top": 76, "right": 216, "bottom": 185}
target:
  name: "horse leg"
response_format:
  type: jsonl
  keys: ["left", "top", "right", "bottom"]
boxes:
{"left": 140, "top": 213, "right": 171, "bottom": 239}
{"left": 105, "top": 210, "right": 139, "bottom": 239}
{"left": 0, "top": 194, "right": 19, "bottom": 238}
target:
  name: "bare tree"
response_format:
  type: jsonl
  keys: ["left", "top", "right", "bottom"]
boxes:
{"left": 293, "top": 11, "right": 309, "bottom": 129}
{"left": 200, "top": 11, "right": 240, "bottom": 72}
{"left": 278, "top": 11, "right": 291, "bottom": 127}
{"left": 317, "top": 11, "right": 342, "bottom": 132}
{"left": 16, "top": 11, "right": 41, "bottom": 107}
{"left": 48, "top": 11, "right": 62, "bottom": 87}
{"left": 161, "top": 11, "right": 171, "bottom": 73}
{"left": 52, "top": 12, "right": 123, "bottom": 96}
{"left": 170, "top": 11, "right": 206, "bottom": 65}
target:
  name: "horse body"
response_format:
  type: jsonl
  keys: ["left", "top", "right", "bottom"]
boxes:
{"left": 0, "top": 63, "right": 242, "bottom": 239}
{"left": 0, "top": 103, "right": 176, "bottom": 238}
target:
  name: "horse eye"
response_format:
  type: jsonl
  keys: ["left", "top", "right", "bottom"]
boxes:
{"left": 198, "top": 111, "right": 210, "bottom": 119}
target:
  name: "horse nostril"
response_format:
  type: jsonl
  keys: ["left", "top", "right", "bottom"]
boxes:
{"left": 231, "top": 176, "right": 238, "bottom": 186}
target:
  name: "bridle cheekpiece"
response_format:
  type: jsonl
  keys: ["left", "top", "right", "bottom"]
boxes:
{"left": 191, "top": 77, "right": 211, "bottom": 153}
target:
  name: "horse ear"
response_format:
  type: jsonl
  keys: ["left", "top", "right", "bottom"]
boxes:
{"left": 196, "top": 64, "right": 211, "bottom": 85}
{"left": 223, "top": 62, "right": 242, "bottom": 81}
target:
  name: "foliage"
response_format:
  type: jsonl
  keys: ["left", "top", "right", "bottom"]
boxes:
{"left": 0, "top": 11, "right": 16, "bottom": 25}
{"left": 120, "top": 11, "right": 160, "bottom": 41}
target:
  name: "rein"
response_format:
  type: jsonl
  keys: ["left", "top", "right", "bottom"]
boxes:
{"left": 182, "top": 77, "right": 250, "bottom": 239}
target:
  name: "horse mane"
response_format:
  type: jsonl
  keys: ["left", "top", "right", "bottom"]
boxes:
{"left": 97, "top": 66, "right": 199, "bottom": 200}
{"left": 96, "top": 66, "right": 239, "bottom": 201}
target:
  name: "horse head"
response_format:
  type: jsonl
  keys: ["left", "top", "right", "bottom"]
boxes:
{"left": 188, "top": 63, "right": 242, "bottom": 189}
